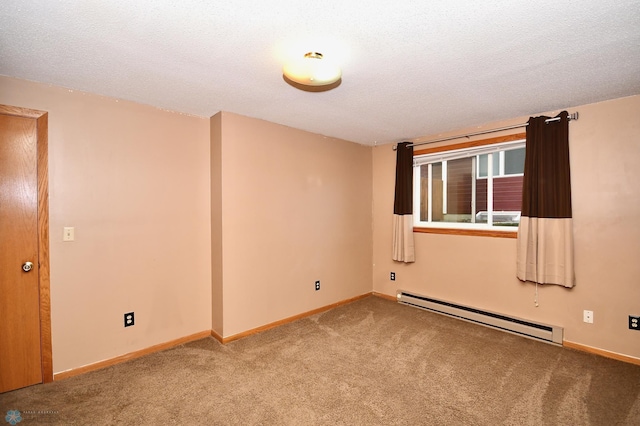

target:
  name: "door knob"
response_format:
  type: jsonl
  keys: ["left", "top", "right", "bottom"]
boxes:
{"left": 22, "top": 262, "right": 33, "bottom": 272}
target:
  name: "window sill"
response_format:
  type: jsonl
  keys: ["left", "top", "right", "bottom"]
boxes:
{"left": 413, "top": 227, "right": 517, "bottom": 239}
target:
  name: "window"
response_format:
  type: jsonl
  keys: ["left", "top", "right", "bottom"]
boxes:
{"left": 477, "top": 148, "right": 525, "bottom": 178}
{"left": 413, "top": 134, "right": 525, "bottom": 233}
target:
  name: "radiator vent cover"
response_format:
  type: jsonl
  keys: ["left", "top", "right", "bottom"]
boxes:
{"left": 397, "top": 290, "right": 563, "bottom": 345}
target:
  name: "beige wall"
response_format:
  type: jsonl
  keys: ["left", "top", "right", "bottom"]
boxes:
{"left": 210, "top": 113, "right": 223, "bottom": 334}
{"left": 0, "top": 76, "right": 212, "bottom": 373}
{"left": 0, "top": 77, "right": 372, "bottom": 371}
{"left": 217, "top": 112, "right": 373, "bottom": 337}
{"left": 373, "top": 94, "right": 640, "bottom": 360}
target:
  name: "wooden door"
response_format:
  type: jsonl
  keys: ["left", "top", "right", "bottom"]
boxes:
{"left": 0, "top": 106, "right": 52, "bottom": 392}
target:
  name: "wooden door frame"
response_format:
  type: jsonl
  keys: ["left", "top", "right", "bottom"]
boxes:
{"left": 0, "top": 104, "right": 53, "bottom": 383}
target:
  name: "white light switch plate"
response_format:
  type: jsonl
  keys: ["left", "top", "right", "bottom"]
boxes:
{"left": 63, "top": 227, "right": 75, "bottom": 241}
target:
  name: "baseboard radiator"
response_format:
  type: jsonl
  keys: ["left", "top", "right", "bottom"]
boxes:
{"left": 396, "top": 290, "right": 563, "bottom": 345}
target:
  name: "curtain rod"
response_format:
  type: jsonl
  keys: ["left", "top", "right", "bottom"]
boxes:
{"left": 393, "top": 112, "right": 579, "bottom": 151}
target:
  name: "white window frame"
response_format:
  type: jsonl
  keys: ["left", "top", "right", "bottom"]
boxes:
{"left": 413, "top": 138, "right": 525, "bottom": 232}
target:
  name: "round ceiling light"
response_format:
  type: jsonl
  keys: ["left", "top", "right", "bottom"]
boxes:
{"left": 283, "top": 52, "right": 342, "bottom": 91}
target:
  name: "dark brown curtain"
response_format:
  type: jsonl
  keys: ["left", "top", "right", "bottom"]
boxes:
{"left": 392, "top": 142, "right": 415, "bottom": 262}
{"left": 517, "top": 111, "right": 574, "bottom": 287}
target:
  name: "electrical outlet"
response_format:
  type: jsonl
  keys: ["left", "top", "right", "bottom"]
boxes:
{"left": 315, "top": 281, "right": 320, "bottom": 291}
{"left": 583, "top": 310, "right": 593, "bottom": 324}
{"left": 630, "top": 316, "right": 640, "bottom": 330}
{"left": 124, "top": 312, "right": 135, "bottom": 327}
{"left": 390, "top": 272, "right": 396, "bottom": 281}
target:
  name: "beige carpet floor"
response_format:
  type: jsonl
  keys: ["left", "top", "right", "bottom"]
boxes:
{"left": 1, "top": 296, "right": 639, "bottom": 425}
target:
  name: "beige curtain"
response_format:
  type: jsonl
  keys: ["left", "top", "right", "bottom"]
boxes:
{"left": 392, "top": 142, "right": 415, "bottom": 263}
{"left": 393, "top": 214, "right": 414, "bottom": 262}
{"left": 516, "top": 112, "right": 574, "bottom": 287}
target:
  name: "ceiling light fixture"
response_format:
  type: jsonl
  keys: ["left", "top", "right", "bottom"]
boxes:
{"left": 283, "top": 52, "right": 342, "bottom": 92}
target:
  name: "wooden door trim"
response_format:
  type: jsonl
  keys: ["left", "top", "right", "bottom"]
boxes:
{"left": 0, "top": 105, "right": 53, "bottom": 383}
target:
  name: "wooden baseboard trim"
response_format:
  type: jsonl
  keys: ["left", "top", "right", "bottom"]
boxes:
{"left": 372, "top": 292, "right": 397, "bottom": 302}
{"left": 54, "top": 330, "right": 212, "bottom": 381}
{"left": 219, "top": 293, "right": 372, "bottom": 344}
{"left": 211, "top": 329, "right": 224, "bottom": 344}
{"left": 563, "top": 340, "right": 640, "bottom": 366}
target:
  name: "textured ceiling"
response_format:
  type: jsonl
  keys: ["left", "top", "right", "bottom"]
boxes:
{"left": 1, "top": 1, "right": 639, "bottom": 145}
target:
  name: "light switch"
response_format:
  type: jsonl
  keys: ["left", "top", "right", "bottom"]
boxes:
{"left": 63, "top": 227, "right": 75, "bottom": 241}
